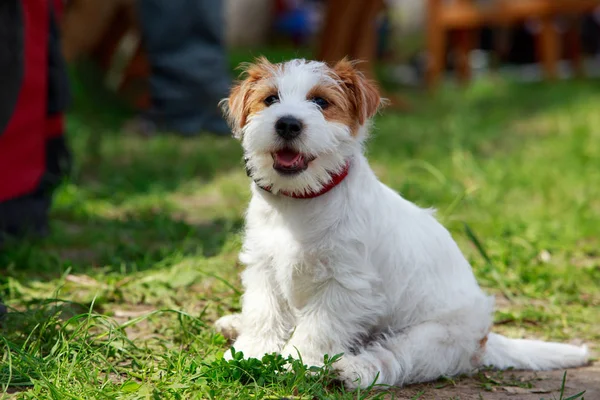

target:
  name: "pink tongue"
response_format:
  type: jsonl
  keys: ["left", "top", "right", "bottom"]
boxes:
{"left": 275, "top": 149, "right": 302, "bottom": 167}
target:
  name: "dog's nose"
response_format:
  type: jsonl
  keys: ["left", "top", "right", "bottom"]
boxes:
{"left": 275, "top": 116, "right": 303, "bottom": 140}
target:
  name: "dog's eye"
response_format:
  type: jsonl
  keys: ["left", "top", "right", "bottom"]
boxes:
{"left": 310, "top": 97, "right": 329, "bottom": 109}
{"left": 264, "top": 95, "right": 279, "bottom": 106}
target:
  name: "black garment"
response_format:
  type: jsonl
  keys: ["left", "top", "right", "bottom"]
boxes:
{"left": 0, "top": 1, "right": 71, "bottom": 243}
{"left": 0, "top": 0, "right": 23, "bottom": 132}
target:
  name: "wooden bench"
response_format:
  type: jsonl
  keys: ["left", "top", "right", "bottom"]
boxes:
{"left": 426, "top": 0, "right": 600, "bottom": 87}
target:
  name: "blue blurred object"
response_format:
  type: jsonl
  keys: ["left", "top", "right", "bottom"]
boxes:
{"left": 273, "top": 0, "right": 323, "bottom": 45}
{"left": 275, "top": 8, "right": 310, "bottom": 39}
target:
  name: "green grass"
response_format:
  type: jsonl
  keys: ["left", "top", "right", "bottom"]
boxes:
{"left": 1, "top": 53, "right": 599, "bottom": 399}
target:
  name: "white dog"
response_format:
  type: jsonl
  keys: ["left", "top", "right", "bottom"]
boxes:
{"left": 214, "top": 57, "right": 589, "bottom": 389}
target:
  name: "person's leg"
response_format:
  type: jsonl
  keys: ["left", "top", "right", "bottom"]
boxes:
{"left": 190, "top": 0, "right": 232, "bottom": 134}
{"left": 135, "top": 0, "right": 230, "bottom": 135}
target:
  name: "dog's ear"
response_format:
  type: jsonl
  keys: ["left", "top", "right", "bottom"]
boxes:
{"left": 221, "top": 57, "right": 275, "bottom": 139}
{"left": 332, "top": 58, "right": 382, "bottom": 125}
{"left": 220, "top": 81, "right": 250, "bottom": 139}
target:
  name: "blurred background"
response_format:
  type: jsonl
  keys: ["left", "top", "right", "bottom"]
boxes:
{"left": 60, "top": 0, "right": 600, "bottom": 106}
{"left": 1, "top": 1, "right": 599, "bottom": 398}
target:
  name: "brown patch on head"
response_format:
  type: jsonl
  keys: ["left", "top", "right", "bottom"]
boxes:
{"left": 330, "top": 58, "right": 382, "bottom": 132}
{"left": 222, "top": 57, "right": 279, "bottom": 138}
{"left": 306, "top": 84, "right": 358, "bottom": 134}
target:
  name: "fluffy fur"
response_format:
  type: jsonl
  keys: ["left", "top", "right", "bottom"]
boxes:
{"left": 215, "top": 57, "right": 589, "bottom": 389}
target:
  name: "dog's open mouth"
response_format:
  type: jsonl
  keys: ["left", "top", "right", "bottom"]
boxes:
{"left": 272, "top": 149, "right": 315, "bottom": 175}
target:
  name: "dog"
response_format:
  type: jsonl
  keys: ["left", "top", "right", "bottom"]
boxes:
{"left": 214, "top": 57, "right": 589, "bottom": 389}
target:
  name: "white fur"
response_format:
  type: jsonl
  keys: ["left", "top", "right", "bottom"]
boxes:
{"left": 215, "top": 59, "right": 589, "bottom": 389}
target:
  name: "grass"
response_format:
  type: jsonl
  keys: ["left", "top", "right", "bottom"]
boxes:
{"left": 1, "top": 50, "right": 599, "bottom": 399}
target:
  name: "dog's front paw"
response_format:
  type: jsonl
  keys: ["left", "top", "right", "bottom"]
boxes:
{"left": 214, "top": 313, "right": 242, "bottom": 341}
{"left": 334, "top": 355, "right": 385, "bottom": 390}
{"left": 223, "top": 347, "right": 235, "bottom": 361}
{"left": 225, "top": 334, "right": 282, "bottom": 361}
{"left": 280, "top": 343, "right": 327, "bottom": 369}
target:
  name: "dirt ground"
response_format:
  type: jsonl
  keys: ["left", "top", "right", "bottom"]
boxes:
{"left": 388, "top": 363, "right": 599, "bottom": 400}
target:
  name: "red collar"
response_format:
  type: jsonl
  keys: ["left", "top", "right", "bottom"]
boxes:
{"left": 256, "top": 162, "right": 350, "bottom": 199}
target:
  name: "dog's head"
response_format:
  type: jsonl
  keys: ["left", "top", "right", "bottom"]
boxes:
{"left": 221, "top": 57, "right": 382, "bottom": 196}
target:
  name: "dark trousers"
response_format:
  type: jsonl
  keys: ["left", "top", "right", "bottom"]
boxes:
{"left": 137, "top": 0, "right": 231, "bottom": 134}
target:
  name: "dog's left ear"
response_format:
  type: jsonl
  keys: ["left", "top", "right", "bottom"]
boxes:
{"left": 333, "top": 58, "right": 382, "bottom": 125}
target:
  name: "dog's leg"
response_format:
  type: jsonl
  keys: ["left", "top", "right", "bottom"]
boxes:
{"left": 335, "top": 320, "right": 485, "bottom": 389}
{"left": 280, "top": 277, "right": 383, "bottom": 369}
{"left": 214, "top": 313, "right": 242, "bottom": 341}
{"left": 222, "top": 262, "right": 293, "bottom": 360}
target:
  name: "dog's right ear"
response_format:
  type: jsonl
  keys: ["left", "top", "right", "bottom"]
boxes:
{"left": 220, "top": 57, "right": 275, "bottom": 139}
{"left": 220, "top": 81, "right": 249, "bottom": 139}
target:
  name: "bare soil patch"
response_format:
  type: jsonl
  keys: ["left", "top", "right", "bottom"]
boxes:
{"left": 388, "top": 364, "right": 599, "bottom": 399}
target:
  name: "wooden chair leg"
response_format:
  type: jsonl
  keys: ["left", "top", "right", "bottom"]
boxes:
{"left": 538, "top": 16, "right": 560, "bottom": 80}
{"left": 455, "top": 28, "right": 477, "bottom": 84}
{"left": 317, "top": 0, "right": 365, "bottom": 65}
{"left": 565, "top": 17, "right": 584, "bottom": 78}
{"left": 426, "top": 0, "right": 445, "bottom": 89}
{"left": 351, "top": 0, "right": 384, "bottom": 79}
{"left": 355, "top": 0, "right": 411, "bottom": 111}
{"left": 491, "top": 26, "right": 511, "bottom": 72}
